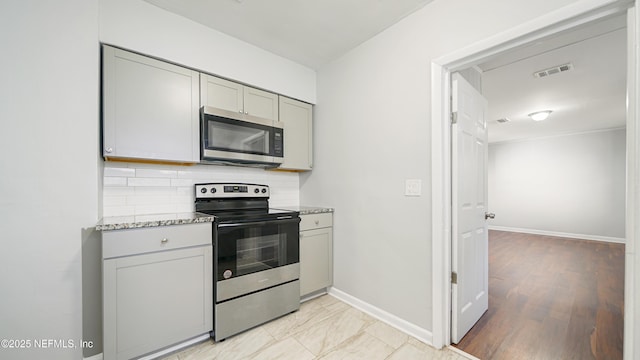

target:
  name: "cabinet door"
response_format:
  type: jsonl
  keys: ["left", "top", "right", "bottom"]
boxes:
{"left": 102, "top": 46, "right": 200, "bottom": 163}
{"left": 244, "top": 86, "right": 279, "bottom": 121}
{"left": 300, "top": 227, "right": 333, "bottom": 297}
{"left": 200, "top": 74, "right": 244, "bottom": 114}
{"left": 103, "top": 246, "right": 212, "bottom": 360}
{"left": 279, "top": 96, "right": 313, "bottom": 170}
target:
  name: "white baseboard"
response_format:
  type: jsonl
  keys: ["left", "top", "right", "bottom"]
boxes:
{"left": 328, "top": 287, "right": 433, "bottom": 346}
{"left": 83, "top": 353, "right": 103, "bottom": 360}
{"left": 488, "top": 226, "right": 625, "bottom": 244}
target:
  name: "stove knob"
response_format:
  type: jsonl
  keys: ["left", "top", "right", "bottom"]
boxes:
{"left": 261, "top": 188, "right": 267, "bottom": 193}
{"left": 200, "top": 188, "right": 207, "bottom": 193}
{"left": 254, "top": 188, "right": 260, "bottom": 193}
{"left": 210, "top": 187, "right": 217, "bottom": 193}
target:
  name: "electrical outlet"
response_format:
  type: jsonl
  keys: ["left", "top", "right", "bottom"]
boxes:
{"left": 405, "top": 179, "right": 422, "bottom": 196}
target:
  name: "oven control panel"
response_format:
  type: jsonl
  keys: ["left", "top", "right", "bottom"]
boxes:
{"left": 195, "top": 183, "right": 269, "bottom": 199}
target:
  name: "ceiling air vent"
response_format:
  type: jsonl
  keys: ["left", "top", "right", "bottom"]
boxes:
{"left": 533, "top": 63, "right": 573, "bottom": 78}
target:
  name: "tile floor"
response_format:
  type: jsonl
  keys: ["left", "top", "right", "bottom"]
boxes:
{"left": 162, "top": 294, "right": 474, "bottom": 360}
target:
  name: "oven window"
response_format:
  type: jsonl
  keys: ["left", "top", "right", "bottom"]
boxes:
{"left": 216, "top": 219, "right": 299, "bottom": 281}
{"left": 236, "top": 234, "right": 281, "bottom": 272}
{"left": 207, "top": 119, "right": 269, "bottom": 155}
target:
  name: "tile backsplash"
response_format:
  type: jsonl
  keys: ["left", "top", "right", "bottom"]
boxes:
{"left": 102, "top": 162, "right": 300, "bottom": 217}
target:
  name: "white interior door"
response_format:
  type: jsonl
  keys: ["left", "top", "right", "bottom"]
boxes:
{"left": 451, "top": 72, "right": 489, "bottom": 344}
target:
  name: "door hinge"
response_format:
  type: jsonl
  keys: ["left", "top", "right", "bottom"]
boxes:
{"left": 451, "top": 271, "right": 458, "bottom": 284}
{"left": 450, "top": 94, "right": 457, "bottom": 124}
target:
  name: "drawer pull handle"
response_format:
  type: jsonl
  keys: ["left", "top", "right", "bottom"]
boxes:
{"left": 315, "top": 220, "right": 320, "bottom": 225}
{"left": 161, "top": 238, "right": 169, "bottom": 244}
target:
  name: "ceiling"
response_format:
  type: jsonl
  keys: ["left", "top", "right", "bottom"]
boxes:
{"left": 144, "top": 1, "right": 627, "bottom": 144}
{"left": 144, "top": 0, "right": 434, "bottom": 69}
{"left": 479, "top": 15, "right": 627, "bottom": 143}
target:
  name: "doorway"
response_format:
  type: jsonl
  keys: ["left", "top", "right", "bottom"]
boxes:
{"left": 430, "top": 2, "right": 638, "bottom": 359}
{"left": 451, "top": 15, "right": 627, "bottom": 357}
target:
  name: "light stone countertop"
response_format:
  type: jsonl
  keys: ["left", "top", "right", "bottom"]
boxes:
{"left": 96, "top": 212, "right": 214, "bottom": 231}
{"left": 274, "top": 206, "right": 334, "bottom": 215}
{"left": 97, "top": 206, "right": 333, "bottom": 231}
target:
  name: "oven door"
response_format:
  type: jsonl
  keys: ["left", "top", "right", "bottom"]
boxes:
{"left": 201, "top": 107, "right": 283, "bottom": 165}
{"left": 215, "top": 216, "right": 299, "bottom": 302}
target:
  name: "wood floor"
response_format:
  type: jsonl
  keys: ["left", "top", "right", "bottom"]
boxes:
{"left": 453, "top": 230, "right": 624, "bottom": 360}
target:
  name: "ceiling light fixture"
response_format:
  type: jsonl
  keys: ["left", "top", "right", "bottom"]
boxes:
{"left": 528, "top": 110, "right": 552, "bottom": 121}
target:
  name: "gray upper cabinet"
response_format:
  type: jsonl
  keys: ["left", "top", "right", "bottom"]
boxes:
{"left": 279, "top": 96, "right": 313, "bottom": 171}
{"left": 200, "top": 74, "right": 278, "bottom": 121}
{"left": 102, "top": 45, "right": 200, "bottom": 163}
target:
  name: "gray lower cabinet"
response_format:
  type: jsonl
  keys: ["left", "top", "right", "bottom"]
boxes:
{"left": 299, "top": 213, "right": 333, "bottom": 297}
{"left": 102, "top": 223, "right": 213, "bottom": 360}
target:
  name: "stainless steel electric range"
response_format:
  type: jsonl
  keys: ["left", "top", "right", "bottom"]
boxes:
{"left": 195, "top": 183, "right": 300, "bottom": 341}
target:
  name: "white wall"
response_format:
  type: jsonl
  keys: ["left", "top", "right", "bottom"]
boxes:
{"left": 0, "top": 1, "right": 100, "bottom": 359}
{"left": 301, "top": 0, "right": 589, "bottom": 340}
{"left": 99, "top": 0, "right": 316, "bottom": 104}
{"left": 488, "top": 129, "right": 626, "bottom": 241}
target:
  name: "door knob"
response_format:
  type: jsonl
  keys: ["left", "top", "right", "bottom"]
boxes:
{"left": 485, "top": 212, "right": 495, "bottom": 220}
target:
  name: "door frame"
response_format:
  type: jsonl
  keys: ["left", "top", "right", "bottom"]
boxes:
{"left": 430, "top": 0, "right": 639, "bottom": 356}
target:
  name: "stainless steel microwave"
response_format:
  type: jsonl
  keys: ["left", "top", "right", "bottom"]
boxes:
{"left": 200, "top": 106, "right": 283, "bottom": 166}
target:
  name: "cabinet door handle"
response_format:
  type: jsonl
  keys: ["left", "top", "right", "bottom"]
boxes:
{"left": 161, "top": 238, "right": 169, "bottom": 244}
{"left": 315, "top": 220, "right": 320, "bottom": 225}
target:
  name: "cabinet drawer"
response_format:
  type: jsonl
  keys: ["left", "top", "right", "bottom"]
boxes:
{"left": 300, "top": 213, "right": 333, "bottom": 231}
{"left": 103, "top": 223, "right": 212, "bottom": 259}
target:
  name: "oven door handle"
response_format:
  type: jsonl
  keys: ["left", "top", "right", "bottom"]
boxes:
{"left": 217, "top": 216, "right": 300, "bottom": 228}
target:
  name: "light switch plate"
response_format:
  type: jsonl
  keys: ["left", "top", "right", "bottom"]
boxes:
{"left": 405, "top": 179, "right": 422, "bottom": 196}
